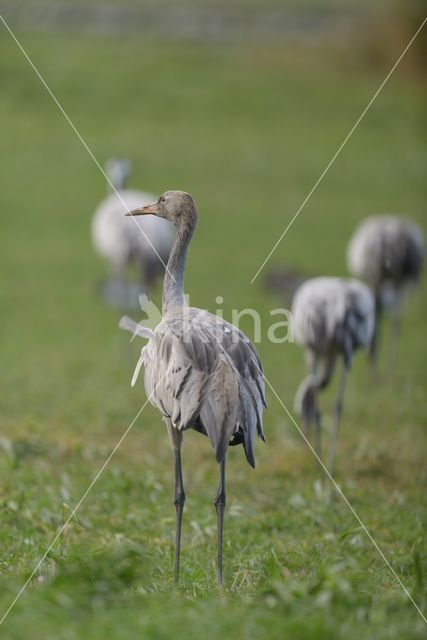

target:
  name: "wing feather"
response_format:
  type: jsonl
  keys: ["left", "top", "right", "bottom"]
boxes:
{"left": 139, "top": 308, "right": 266, "bottom": 465}
{"left": 199, "top": 356, "right": 239, "bottom": 463}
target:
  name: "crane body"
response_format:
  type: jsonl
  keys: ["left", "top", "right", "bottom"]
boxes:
{"left": 122, "top": 191, "right": 266, "bottom": 585}
{"left": 292, "top": 277, "right": 374, "bottom": 473}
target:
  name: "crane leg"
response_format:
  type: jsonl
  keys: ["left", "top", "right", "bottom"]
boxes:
{"left": 388, "top": 299, "right": 402, "bottom": 372}
{"left": 166, "top": 421, "right": 185, "bottom": 583}
{"left": 215, "top": 457, "right": 226, "bottom": 587}
{"left": 303, "top": 418, "right": 312, "bottom": 441}
{"left": 369, "top": 294, "right": 382, "bottom": 374}
{"left": 312, "top": 356, "right": 321, "bottom": 460}
{"left": 328, "top": 363, "right": 348, "bottom": 476}
{"left": 303, "top": 350, "right": 318, "bottom": 443}
{"left": 314, "top": 406, "right": 322, "bottom": 463}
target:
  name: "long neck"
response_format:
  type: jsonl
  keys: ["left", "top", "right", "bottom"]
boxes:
{"left": 301, "top": 353, "right": 336, "bottom": 395}
{"left": 162, "top": 225, "right": 194, "bottom": 314}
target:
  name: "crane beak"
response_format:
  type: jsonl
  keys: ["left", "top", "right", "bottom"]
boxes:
{"left": 125, "top": 202, "right": 159, "bottom": 216}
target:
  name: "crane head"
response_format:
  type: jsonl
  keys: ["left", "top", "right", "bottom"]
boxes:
{"left": 125, "top": 191, "right": 198, "bottom": 231}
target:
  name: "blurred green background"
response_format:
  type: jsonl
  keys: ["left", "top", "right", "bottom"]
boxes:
{"left": 0, "top": 1, "right": 426, "bottom": 638}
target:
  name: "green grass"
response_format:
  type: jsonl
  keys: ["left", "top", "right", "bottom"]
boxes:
{"left": 0, "top": 28, "right": 426, "bottom": 640}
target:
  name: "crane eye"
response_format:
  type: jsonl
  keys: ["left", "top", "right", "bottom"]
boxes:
{"left": 160, "top": 196, "right": 166, "bottom": 203}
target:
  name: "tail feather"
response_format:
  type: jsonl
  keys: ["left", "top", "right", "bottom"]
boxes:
{"left": 237, "top": 384, "right": 257, "bottom": 468}
{"left": 199, "top": 358, "right": 239, "bottom": 463}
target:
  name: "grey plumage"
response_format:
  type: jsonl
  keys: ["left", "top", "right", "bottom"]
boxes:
{"left": 347, "top": 215, "right": 424, "bottom": 290}
{"left": 141, "top": 307, "right": 266, "bottom": 468}
{"left": 123, "top": 190, "right": 266, "bottom": 585}
{"left": 347, "top": 215, "right": 424, "bottom": 364}
{"left": 292, "top": 277, "right": 374, "bottom": 472}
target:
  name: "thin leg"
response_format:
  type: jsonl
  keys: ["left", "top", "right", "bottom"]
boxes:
{"left": 215, "top": 457, "right": 226, "bottom": 587}
{"left": 388, "top": 299, "right": 402, "bottom": 372}
{"left": 173, "top": 444, "right": 185, "bottom": 583}
{"left": 313, "top": 357, "right": 322, "bottom": 460}
{"left": 328, "top": 363, "right": 348, "bottom": 476}
{"left": 166, "top": 421, "right": 185, "bottom": 583}
{"left": 303, "top": 350, "right": 318, "bottom": 443}
{"left": 314, "top": 406, "right": 322, "bottom": 462}
{"left": 314, "top": 353, "right": 337, "bottom": 463}
{"left": 369, "top": 293, "right": 382, "bottom": 375}
{"left": 303, "top": 417, "right": 312, "bottom": 441}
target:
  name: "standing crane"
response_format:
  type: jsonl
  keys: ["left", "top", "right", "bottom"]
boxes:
{"left": 120, "top": 191, "right": 266, "bottom": 586}
{"left": 347, "top": 215, "right": 424, "bottom": 366}
{"left": 292, "top": 277, "right": 374, "bottom": 474}
{"left": 91, "top": 159, "right": 174, "bottom": 304}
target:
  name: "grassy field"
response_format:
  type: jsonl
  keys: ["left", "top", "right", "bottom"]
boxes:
{"left": 0, "top": 27, "right": 426, "bottom": 640}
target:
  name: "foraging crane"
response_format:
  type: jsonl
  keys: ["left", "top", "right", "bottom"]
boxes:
{"left": 120, "top": 191, "right": 266, "bottom": 586}
{"left": 347, "top": 215, "right": 424, "bottom": 365}
{"left": 91, "top": 159, "right": 174, "bottom": 299}
{"left": 292, "top": 277, "right": 374, "bottom": 474}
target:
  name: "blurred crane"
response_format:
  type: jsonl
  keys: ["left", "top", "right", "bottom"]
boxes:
{"left": 120, "top": 191, "right": 266, "bottom": 586}
{"left": 347, "top": 215, "right": 424, "bottom": 366}
{"left": 292, "top": 277, "right": 374, "bottom": 474}
{"left": 91, "top": 158, "right": 174, "bottom": 306}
